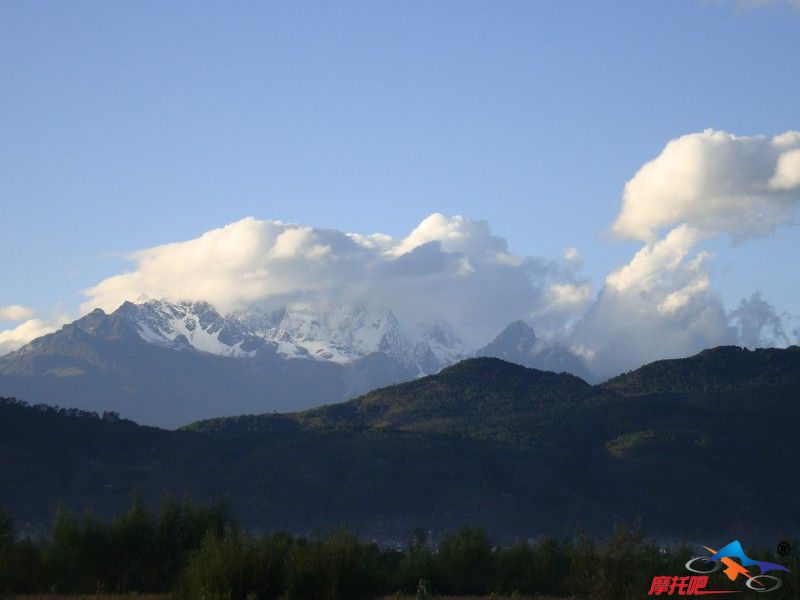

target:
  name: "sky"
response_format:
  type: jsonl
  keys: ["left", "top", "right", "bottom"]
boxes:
{"left": 1, "top": 1, "right": 799, "bottom": 375}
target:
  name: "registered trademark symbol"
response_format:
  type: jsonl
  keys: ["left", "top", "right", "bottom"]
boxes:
{"left": 777, "top": 541, "right": 791, "bottom": 557}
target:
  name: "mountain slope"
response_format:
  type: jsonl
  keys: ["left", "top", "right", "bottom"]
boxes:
{"left": 0, "top": 301, "right": 592, "bottom": 427}
{"left": 0, "top": 304, "right": 425, "bottom": 427}
{"left": 475, "top": 320, "right": 594, "bottom": 382}
{"left": 603, "top": 345, "right": 800, "bottom": 395}
{"left": 189, "top": 358, "right": 600, "bottom": 447}
{"left": 1, "top": 348, "right": 799, "bottom": 543}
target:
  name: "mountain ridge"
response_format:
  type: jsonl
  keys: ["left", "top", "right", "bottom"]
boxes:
{"left": 603, "top": 344, "right": 800, "bottom": 395}
{"left": 0, "top": 299, "right": 591, "bottom": 426}
{"left": 1, "top": 345, "right": 798, "bottom": 543}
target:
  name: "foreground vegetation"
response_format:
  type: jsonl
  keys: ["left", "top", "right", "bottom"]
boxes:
{"left": 1, "top": 500, "right": 797, "bottom": 599}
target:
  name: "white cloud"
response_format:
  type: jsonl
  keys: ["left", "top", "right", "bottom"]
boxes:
{"left": 730, "top": 292, "right": 791, "bottom": 348}
{"left": 564, "top": 247, "right": 582, "bottom": 265}
{"left": 542, "top": 283, "right": 593, "bottom": 314}
{"left": 0, "top": 316, "right": 71, "bottom": 356}
{"left": 16, "top": 129, "right": 798, "bottom": 377}
{"left": 605, "top": 225, "right": 705, "bottom": 294}
{"left": 769, "top": 149, "right": 800, "bottom": 191}
{"left": 571, "top": 276, "right": 735, "bottom": 378}
{"left": 82, "top": 213, "right": 589, "bottom": 347}
{"left": 612, "top": 129, "right": 800, "bottom": 241}
{"left": 570, "top": 129, "right": 800, "bottom": 378}
{"left": 657, "top": 275, "right": 711, "bottom": 315}
{"left": 0, "top": 305, "right": 35, "bottom": 321}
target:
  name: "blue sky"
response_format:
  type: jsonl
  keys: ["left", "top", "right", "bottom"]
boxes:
{"left": 1, "top": 1, "right": 799, "bottom": 357}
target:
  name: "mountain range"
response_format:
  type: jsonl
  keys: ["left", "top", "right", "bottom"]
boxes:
{"left": 1, "top": 345, "right": 798, "bottom": 544}
{"left": 0, "top": 299, "right": 592, "bottom": 427}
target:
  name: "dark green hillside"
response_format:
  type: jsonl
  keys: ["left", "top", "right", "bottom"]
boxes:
{"left": 2, "top": 348, "right": 800, "bottom": 544}
{"left": 188, "top": 358, "right": 604, "bottom": 447}
{"left": 308, "top": 357, "right": 595, "bottom": 430}
{"left": 604, "top": 345, "right": 800, "bottom": 395}
{"left": 0, "top": 399, "right": 219, "bottom": 530}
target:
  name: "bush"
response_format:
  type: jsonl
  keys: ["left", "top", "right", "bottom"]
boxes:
{"left": 493, "top": 542, "right": 535, "bottom": 595}
{"left": 3, "top": 502, "right": 797, "bottom": 600}
{"left": 177, "top": 529, "right": 287, "bottom": 600}
{"left": 285, "top": 529, "right": 381, "bottom": 600}
{"left": 436, "top": 525, "right": 493, "bottom": 595}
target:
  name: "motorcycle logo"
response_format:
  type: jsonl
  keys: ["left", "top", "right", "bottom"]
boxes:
{"left": 685, "top": 540, "right": 791, "bottom": 593}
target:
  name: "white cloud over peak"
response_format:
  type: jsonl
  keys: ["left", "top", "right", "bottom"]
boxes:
{"left": 6, "top": 129, "right": 798, "bottom": 375}
{"left": 82, "top": 213, "right": 589, "bottom": 347}
{"left": 542, "top": 283, "right": 593, "bottom": 315}
{"left": 570, "top": 244, "right": 735, "bottom": 376}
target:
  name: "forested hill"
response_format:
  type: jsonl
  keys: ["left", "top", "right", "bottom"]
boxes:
{"left": 185, "top": 357, "right": 603, "bottom": 444}
{"left": 603, "top": 345, "right": 800, "bottom": 395}
{"left": 2, "top": 347, "right": 799, "bottom": 543}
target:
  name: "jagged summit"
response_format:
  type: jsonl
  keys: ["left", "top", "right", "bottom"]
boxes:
{"left": 476, "top": 320, "right": 538, "bottom": 360}
{"left": 112, "top": 298, "right": 466, "bottom": 372}
{"left": 0, "top": 299, "right": 593, "bottom": 426}
{"left": 475, "top": 319, "right": 593, "bottom": 381}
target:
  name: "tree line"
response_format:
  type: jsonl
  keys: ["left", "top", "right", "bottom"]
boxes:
{"left": 0, "top": 499, "right": 797, "bottom": 599}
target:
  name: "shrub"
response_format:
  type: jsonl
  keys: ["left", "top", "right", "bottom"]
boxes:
{"left": 177, "top": 529, "right": 286, "bottom": 600}
{"left": 436, "top": 525, "right": 493, "bottom": 595}
{"left": 285, "top": 529, "right": 381, "bottom": 600}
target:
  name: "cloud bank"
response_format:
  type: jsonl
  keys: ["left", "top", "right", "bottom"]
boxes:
{"left": 572, "top": 129, "right": 800, "bottom": 376}
{"left": 82, "top": 213, "right": 591, "bottom": 348}
{"left": 3, "top": 129, "right": 798, "bottom": 376}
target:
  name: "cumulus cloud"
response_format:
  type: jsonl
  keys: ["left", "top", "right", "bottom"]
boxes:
{"left": 605, "top": 225, "right": 706, "bottom": 294}
{"left": 0, "top": 305, "right": 35, "bottom": 321}
{"left": 0, "top": 305, "right": 71, "bottom": 355}
{"left": 21, "top": 129, "right": 799, "bottom": 376}
{"left": 612, "top": 129, "right": 800, "bottom": 241}
{"left": 0, "top": 315, "right": 71, "bottom": 356}
{"left": 542, "top": 283, "right": 593, "bottom": 315}
{"left": 570, "top": 238, "right": 735, "bottom": 377}
{"left": 770, "top": 149, "right": 800, "bottom": 190}
{"left": 82, "top": 214, "right": 590, "bottom": 347}
{"left": 570, "top": 129, "right": 800, "bottom": 377}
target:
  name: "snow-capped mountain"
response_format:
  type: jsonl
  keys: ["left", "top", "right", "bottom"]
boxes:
{"left": 0, "top": 299, "right": 590, "bottom": 427}
{"left": 117, "top": 298, "right": 466, "bottom": 374}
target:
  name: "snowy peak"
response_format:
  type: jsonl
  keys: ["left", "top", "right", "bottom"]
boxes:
{"left": 112, "top": 299, "right": 463, "bottom": 373}
{"left": 106, "top": 299, "right": 588, "bottom": 379}
{"left": 476, "top": 320, "right": 594, "bottom": 381}
{"left": 248, "top": 301, "right": 410, "bottom": 363}
{"left": 118, "top": 300, "right": 262, "bottom": 357}
{"left": 415, "top": 321, "right": 466, "bottom": 368}
{"left": 476, "top": 320, "right": 537, "bottom": 361}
